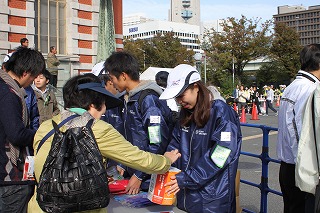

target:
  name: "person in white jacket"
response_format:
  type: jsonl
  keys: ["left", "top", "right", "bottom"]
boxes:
{"left": 295, "top": 85, "right": 320, "bottom": 196}
{"left": 277, "top": 44, "right": 320, "bottom": 213}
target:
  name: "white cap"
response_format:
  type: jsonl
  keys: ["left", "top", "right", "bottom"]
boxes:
{"left": 91, "top": 61, "right": 105, "bottom": 76}
{"left": 159, "top": 64, "right": 201, "bottom": 100}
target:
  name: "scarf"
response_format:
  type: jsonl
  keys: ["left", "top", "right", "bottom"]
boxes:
{"left": 0, "top": 69, "right": 29, "bottom": 167}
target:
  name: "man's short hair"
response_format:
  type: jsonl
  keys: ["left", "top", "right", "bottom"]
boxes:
{"left": 50, "top": 46, "right": 56, "bottom": 53}
{"left": 41, "top": 69, "right": 52, "bottom": 80}
{"left": 98, "top": 74, "right": 111, "bottom": 86}
{"left": 20, "top": 38, "right": 28, "bottom": 45}
{"left": 155, "top": 71, "right": 169, "bottom": 88}
{"left": 300, "top": 44, "right": 320, "bottom": 72}
{"left": 104, "top": 51, "right": 140, "bottom": 81}
{"left": 4, "top": 47, "right": 45, "bottom": 77}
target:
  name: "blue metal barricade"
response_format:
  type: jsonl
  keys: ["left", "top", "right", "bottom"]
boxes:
{"left": 240, "top": 123, "right": 282, "bottom": 213}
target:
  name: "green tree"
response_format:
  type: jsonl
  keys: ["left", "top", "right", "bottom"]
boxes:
{"left": 256, "top": 23, "right": 302, "bottom": 86}
{"left": 146, "top": 32, "right": 195, "bottom": 68}
{"left": 123, "top": 39, "right": 147, "bottom": 71}
{"left": 270, "top": 22, "right": 302, "bottom": 80}
{"left": 124, "top": 32, "right": 195, "bottom": 71}
{"left": 203, "top": 15, "right": 272, "bottom": 85}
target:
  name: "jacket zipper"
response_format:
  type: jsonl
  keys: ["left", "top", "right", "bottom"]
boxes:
{"left": 183, "top": 127, "right": 196, "bottom": 211}
{"left": 124, "top": 101, "right": 128, "bottom": 139}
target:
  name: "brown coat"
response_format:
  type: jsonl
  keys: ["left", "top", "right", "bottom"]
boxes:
{"left": 34, "top": 89, "right": 60, "bottom": 124}
{"left": 47, "top": 52, "right": 60, "bottom": 75}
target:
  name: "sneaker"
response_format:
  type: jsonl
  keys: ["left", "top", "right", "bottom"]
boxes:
{"left": 275, "top": 112, "right": 278, "bottom": 116}
{"left": 258, "top": 113, "right": 262, "bottom": 115}
{"left": 263, "top": 114, "right": 268, "bottom": 116}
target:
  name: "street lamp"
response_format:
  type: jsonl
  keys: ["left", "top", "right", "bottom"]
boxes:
{"left": 137, "top": 48, "right": 145, "bottom": 70}
{"left": 194, "top": 52, "right": 207, "bottom": 84}
{"left": 194, "top": 52, "right": 202, "bottom": 76}
{"left": 232, "top": 57, "right": 235, "bottom": 89}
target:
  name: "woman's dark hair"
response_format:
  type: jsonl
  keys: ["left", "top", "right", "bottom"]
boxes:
{"left": 4, "top": 47, "right": 45, "bottom": 77}
{"left": 180, "top": 81, "right": 213, "bottom": 127}
{"left": 300, "top": 43, "right": 320, "bottom": 72}
{"left": 63, "top": 73, "right": 106, "bottom": 111}
{"left": 104, "top": 51, "right": 140, "bottom": 81}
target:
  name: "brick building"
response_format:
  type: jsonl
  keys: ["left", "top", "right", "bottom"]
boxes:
{"left": 0, "top": 0, "right": 123, "bottom": 86}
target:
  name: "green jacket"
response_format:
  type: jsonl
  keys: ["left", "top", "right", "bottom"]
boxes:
{"left": 28, "top": 110, "right": 172, "bottom": 213}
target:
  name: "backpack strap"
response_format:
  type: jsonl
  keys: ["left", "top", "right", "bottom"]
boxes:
{"left": 36, "top": 114, "right": 79, "bottom": 154}
{"left": 86, "top": 118, "right": 94, "bottom": 128}
{"left": 138, "top": 89, "right": 160, "bottom": 113}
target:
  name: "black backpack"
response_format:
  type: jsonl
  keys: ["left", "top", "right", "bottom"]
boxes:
{"left": 36, "top": 115, "right": 110, "bottom": 213}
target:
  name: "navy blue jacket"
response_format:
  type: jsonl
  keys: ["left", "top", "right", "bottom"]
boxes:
{"left": 25, "top": 86, "right": 40, "bottom": 131}
{"left": 101, "top": 92, "right": 124, "bottom": 136}
{"left": 167, "top": 100, "right": 242, "bottom": 213}
{"left": 119, "top": 81, "right": 172, "bottom": 181}
{"left": 0, "top": 77, "right": 35, "bottom": 183}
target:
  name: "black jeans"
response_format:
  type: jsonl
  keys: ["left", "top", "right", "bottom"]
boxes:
{"left": 266, "top": 100, "right": 277, "bottom": 114}
{"left": 279, "top": 162, "right": 314, "bottom": 213}
{"left": 50, "top": 74, "right": 57, "bottom": 88}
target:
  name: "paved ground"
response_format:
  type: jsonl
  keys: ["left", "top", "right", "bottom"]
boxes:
{"left": 238, "top": 107, "right": 282, "bottom": 213}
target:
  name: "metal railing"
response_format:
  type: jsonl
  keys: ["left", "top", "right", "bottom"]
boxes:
{"left": 240, "top": 123, "right": 282, "bottom": 213}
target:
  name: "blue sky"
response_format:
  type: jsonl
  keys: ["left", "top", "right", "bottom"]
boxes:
{"left": 123, "top": 0, "right": 319, "bottom": 22}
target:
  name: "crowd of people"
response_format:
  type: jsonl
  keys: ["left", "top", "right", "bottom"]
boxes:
{"left": 0, "top": 40, "right": 320, "bottom": 213}
{"left": 0, "top": 43, "right": 242, "bottom": 213}
{"left": 231, "top": 84, "right": 284, "bottom": 117}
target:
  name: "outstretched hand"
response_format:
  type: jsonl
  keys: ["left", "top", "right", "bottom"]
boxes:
{"left": 164, "top": 149, "right": 181, "bottom": 164}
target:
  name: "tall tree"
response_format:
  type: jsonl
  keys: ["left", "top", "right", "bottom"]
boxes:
{"left": 123, "top": 39, "right": 147, "bottom": 72}
{"left": 269, "top": 22, "right": 302, "bottom": 79}
{"left": 203, "top": 15, "right": 272, "bottom": 84}
{"left": 256, "top": 23, "right": 302, "bottom": 86}
{"left": 146, "top": 32, "right": 195, "bottom": 68}
{"left": 124, "top": 32, "right": 195, "bottom": 71}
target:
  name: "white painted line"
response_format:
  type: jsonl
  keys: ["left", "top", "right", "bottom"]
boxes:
{"left": 242, "top": 131, "right": 278, "bottom": 141}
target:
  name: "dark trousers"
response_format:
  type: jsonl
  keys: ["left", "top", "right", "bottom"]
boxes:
{"left": 50, "top": 74, "right": 57, "bottom": 88}
{"left": 255, "top": 101, "right": 262, "bottom": 114}
{"left": 266, "top": 100, "right": 277, "bottom": 114}
{"left": 0, "top": 184, "right": 34, "bottom": 213}
{"left": 238, "top": 102, "right": 247, "bottom": 115}
{"left": 279, "top": 161, "right": 315, "bottom": 213}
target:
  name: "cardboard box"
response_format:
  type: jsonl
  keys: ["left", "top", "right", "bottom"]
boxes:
{"left": 236, "top": 170, "right": 242, "bottom": 213}
{"left": 148, "top": 167, "right": 181, "bottom": 205}
{"left": 236, "top": 170, "right": 240, "bottom": 197}
{"left": 22, "top": 156, "right": 35, "bottom": 181}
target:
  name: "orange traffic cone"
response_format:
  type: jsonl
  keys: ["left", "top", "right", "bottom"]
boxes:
{"left": 276, "top": 97, "right": 280, "bottom": 107}
{"left": 233, "top": 103, "right": 237, "bottom": 112}
{"left": 240, "top": 107, "right": 246, "bottom": 123}
{"left": 251, "top": 103, "right": 259, "bottom": 120}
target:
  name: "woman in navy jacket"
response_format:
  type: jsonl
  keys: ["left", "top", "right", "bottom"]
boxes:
{"left": 160, "top": 64, "right": 242, "bottom": 213}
